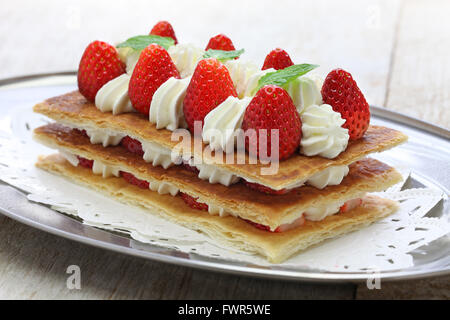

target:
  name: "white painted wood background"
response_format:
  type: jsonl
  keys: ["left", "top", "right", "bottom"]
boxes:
{"left": 0, "top": 0, "right": 448, "bottom": 299}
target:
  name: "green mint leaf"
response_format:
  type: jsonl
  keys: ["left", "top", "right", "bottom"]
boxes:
{"left": 203, "top": 49, "right": 245, "bottom": 61}
{"left": 257, "top": 63, "right": 319, "bottom": 91}
{"left": 116, "top": 35, "right": 175, "bottom": 51}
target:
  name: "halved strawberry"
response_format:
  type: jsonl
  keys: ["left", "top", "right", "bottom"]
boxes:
{"left": 262, "top": 48, "right": 294, "bottom": 70}
{"left": 120, "top": 171, "right": 149, "bottom": 189}
{"left": 121, "top": 136, "right": 144, "bottom": 156}
{"left": 243, "top": 180, "right": 290, "bottom": 195}
{"left": 241, "top": 85, "right": 302, "bottom": 161}
{"left": 183, "top": 58, "right": 237, "bottom": 132}
{"left": 321, "top": 68, "right": 370, "bottom": 140}
{"left": 150, "top": 21, "right": 178, "bottom": 44}
{"left": 205, "top": 34, "right": 236, "bottom": 51}
{"left": 179, "top": 192, "right": 209, "bottom": 211}
{"left": 78, "top": 41, "right": 126, "bottom": 101}
{"left": 128, "top": 43, "right": 180, "bottom": 115}
{"left": 77, "top": 156, "right": 94, "bottom": 169}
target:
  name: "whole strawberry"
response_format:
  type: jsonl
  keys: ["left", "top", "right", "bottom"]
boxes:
{"left": 205, "top": 34, "right": 236, "bottom": 51}
{"left": 150, "top": 20, "right": 178, "bottom": 44}
{"left": 321, "top": 68, "right": 370, "bottom": 140}
{"left": 128, "top": 43, "right": 180, "bottom": 115}
{"left": 78, "top": 41, "right": 125, "bottom": 101}
{"left": 183, "top": 58, "right": 237, "bottom": 132}
{"left": 242, "top": 85, "right": 301, "bottom": 161}
{"left": 262, "top": 48, "right": 294, "bottom": 70}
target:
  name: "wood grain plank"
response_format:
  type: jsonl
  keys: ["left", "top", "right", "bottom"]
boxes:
{"left": 0, "top": 215, "right": 355, "bottom": 299}
{"left": 384, "top": 0, "right": 450, "bottom": 128}
{"left": 356, "top": 276, "right": 450, "bottom": 299}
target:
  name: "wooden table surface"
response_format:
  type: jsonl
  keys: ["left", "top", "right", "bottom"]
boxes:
{"left": 0, "top": 0, "right": 449, "bottom": 299}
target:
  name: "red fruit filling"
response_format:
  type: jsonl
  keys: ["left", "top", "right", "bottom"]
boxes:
{"left": 73, "top": 128, "right": 88, "bottom": 137}
{"left": 241, "top": 215, "right": 305, "bottom": 233}
{"left": 121, "top": 136, "right": 144, "bottom": 156}
{"left": 182, "top": 161, "right": 200, "bottom": 174}
{"left": 179, "top": 192, "right": 209, "bottom": 211}
{"left": 120, "top": 171, "right": 149, "bottom": 189}
{"left": 77, "top": 156, "right": 94, "bottom": 169}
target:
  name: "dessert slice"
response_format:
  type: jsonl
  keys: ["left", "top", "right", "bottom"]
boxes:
{"left": 31, "top": 23, "right": 408, "bottom": 263}
{"left": 36, "top": 152, "right": 398, "bottom": 263}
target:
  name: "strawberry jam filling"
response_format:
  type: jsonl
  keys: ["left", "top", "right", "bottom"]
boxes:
{"left": 120, "top": 171, "right": 149, "bottom": 189}
{"left": 120, "top": 136, "right": 144, "bottom": 156}
{"left": 182, "top": 161, "right": 200, "bottom": 174}
{"left": 77, "top": 156, "right": 94, "bottom": 169}
{"left": 73, "top": 128, "right": 88, "bottom": 137}
{"left": 179, "top": 192, "right": 209, "bottom": 211}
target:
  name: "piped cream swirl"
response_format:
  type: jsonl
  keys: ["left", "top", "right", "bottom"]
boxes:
{"left": 307, "top": 165, "right": 349, "bottom": 189}
{"left": 149, "top": 77, "right": 190, "bottom": 131}
{"left": 300, "top": 104, "right": 349, "bottom": 159}
{"left": 95, "top": 74, "right": 134, "bottom": 115}
{"left": 224, "top": 60, "right": 274, "bottom": 98}
{"left": 168, "top": 44, "right": 204, "bottom": 78}
{"left": 117, "top": 47, "right": 140, "bottom": 74}
{"left": 202, "top": 96, "right": 251, "bottom": 152}
{"left": 285, "top": 75, "right": 323, "bottom": 114}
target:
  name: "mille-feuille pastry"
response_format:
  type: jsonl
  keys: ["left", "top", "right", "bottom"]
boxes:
{"left": 33, "top": 21, "right": 407, "bottom": 262}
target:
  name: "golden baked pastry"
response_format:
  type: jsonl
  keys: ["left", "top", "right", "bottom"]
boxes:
{"left": 36, "top": 153, "right": 398, "bottom": 263}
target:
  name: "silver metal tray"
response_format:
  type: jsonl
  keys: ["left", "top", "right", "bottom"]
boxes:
{"left": 0, "top": 72, "right": 448, "bottom": 283}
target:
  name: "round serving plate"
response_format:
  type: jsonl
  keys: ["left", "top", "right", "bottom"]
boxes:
{"left": 0, "top": 72, "right": 448, "bottom": 283}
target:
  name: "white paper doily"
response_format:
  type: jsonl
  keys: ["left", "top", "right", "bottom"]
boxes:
{"left": 0, "top": 129, "right": 448, "bottom": 272}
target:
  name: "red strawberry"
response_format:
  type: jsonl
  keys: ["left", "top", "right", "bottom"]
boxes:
{"left": 121, "top": 136, "right": 144, "bottom": 156}
{"left": 183, "top": 58, "right": 237, "bottom": 132}
{"left": 77, "top": 41, "right": 126, "bottom": 101}
{"left": 77, "top": 156, "right": 94, "bottom": 169}
{"left": 321, "top": 68, "right": 370, "bottom": 140}
{"left": 262, "top": 48, "right": 294, "bottom": 70}
{"left": 244, "top": 181, "right": 290, "bottom": 195}
{"left": 150, "top": 21, "right": 178, "bottom": 44}
{"left": 120, "top": 171, "right": 149, "bottom": 189}
{"left": 179, "top": 193, "right": 209, "bottom": 211}
{"left": 129, "top": 43, "right": 180, "bottom": 115}
{"left": 241, "top": 85, "right": 302, "bottom": 161}
{"left": 205, "top": 34, "right": 236, "bottom": 51}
